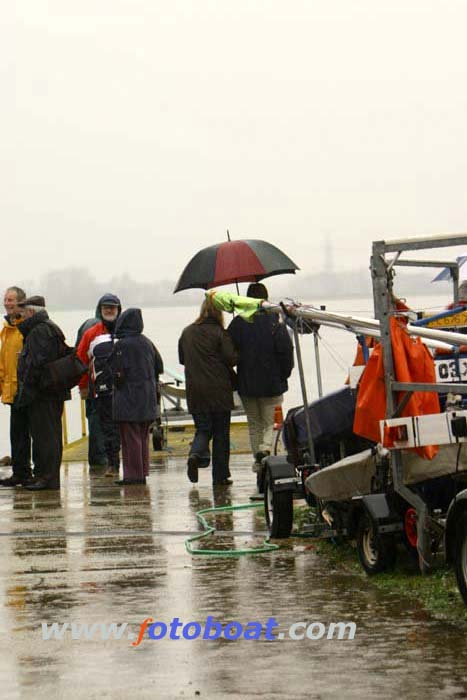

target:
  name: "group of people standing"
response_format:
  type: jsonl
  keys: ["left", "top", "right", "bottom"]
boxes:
{"left": 0, "top": 288, "right": 163, "bottom": 490}
{"left": 0, "top": 289, "right": 68, "bottom": 490}
{"left": 0, "top": 282, "right": 293, "bottom": 492}
{"left": 76, "top": 294, "right": 164, "bottom": 485}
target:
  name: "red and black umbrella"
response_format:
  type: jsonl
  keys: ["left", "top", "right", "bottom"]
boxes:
{"left": 174, "top": 239, "right": 299, "bottom": 293}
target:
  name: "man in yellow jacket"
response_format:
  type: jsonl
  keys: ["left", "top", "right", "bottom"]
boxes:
{"left": 0, "top": 286, "right": 33, "bottom": 486}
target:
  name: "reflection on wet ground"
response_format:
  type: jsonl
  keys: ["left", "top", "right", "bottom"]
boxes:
{"left": 0, "top": 456, "right": 466, "bottom": 699}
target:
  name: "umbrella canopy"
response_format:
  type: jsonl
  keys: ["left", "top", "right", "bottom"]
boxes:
{"left": 174, "top": 239, "right": 299, "bottom": 293}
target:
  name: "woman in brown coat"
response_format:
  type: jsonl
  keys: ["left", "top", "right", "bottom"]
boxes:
{"left": 178, "top": 296, "right": 238, "bottom": 485}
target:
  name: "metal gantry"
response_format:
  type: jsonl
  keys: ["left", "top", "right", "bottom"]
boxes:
{"left": 371, "top": 233, "right": 467, "bottom": 568}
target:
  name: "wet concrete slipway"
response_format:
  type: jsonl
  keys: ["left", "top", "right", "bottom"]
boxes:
{"left": 0, "top": 454, "right": 466, "bottom": 700}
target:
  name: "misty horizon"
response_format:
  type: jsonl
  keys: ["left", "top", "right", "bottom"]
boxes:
{"left": 1, "top": 264, "right": 455, "bottom": 312}
{"left": 5, "top": 1, "right": 467, "bottom": 287}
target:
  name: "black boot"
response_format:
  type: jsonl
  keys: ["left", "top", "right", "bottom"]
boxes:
{"left": 24, "top": 479, "right": 59, "bottom": 491}
{"left": 114, "top": 478, "right": 146, "bottom": 485}
{"left": 0, "top": 474, "right": 34, "bottom": 487}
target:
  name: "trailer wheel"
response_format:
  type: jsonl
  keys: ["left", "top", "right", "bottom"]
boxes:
{"left": 357, "top": 513, "right": 396, "bottom": 575}
{"left": 454, "top": 511, "right": 467, "bottom": 605}
{"left": 264, "top": 469, "right": 293, "bottom": 538}
{"left": 256, "top": 467, "right": 265, "bottom": 495}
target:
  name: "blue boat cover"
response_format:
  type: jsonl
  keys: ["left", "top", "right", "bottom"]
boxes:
{"left": 283, "top": 386, "right": 357, "bottom": 449}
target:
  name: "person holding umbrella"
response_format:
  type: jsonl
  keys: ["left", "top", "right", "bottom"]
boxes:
{"left": 228, "top": 283, "right": 294, "bottom": 474}
{"left": 178, "top": 295, "right": 238, "bottom": 486}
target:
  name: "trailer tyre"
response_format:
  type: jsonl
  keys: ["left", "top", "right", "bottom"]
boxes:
{"left": 454, "top": 511, "right": 467, "bottom": 605}
{"left": 256, "top": 467, "right": 265, "bottom": 495}
{"left": 357, "top": 513, "right": 397, "bottom": 575}
{"left": 264, "top": 469, "right": 293, "bottom": 538}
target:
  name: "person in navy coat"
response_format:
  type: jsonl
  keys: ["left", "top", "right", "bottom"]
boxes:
{"left": 111, "top": 308, "right": 163, "bottom": 485}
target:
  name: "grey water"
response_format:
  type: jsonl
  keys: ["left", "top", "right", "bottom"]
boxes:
{"left": 0, "top": 293, "right": 450, "bottom": 455}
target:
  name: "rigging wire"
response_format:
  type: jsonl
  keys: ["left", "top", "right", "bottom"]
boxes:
{"left": 317, "top": 335, "right": 350, "bottom": 372}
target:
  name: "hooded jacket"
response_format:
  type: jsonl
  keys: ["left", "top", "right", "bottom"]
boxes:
{"left": 111, "top": 308, "right": 163, "bottom": 422}
{"left": 16, "top": 310, "right": 70, "bottom": 406}
{"left": 178, "top": 317, "right": 238, "bottom": 413}
{"left": 76, "top": 294, "right": 122, "bottom": 397}
{"left": 0, "top": 316, "right": 23, "bottom": 404}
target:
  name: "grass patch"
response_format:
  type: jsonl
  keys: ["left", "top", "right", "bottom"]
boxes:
{"left": 292, "top": 505, "right": 467, "bottom": 623}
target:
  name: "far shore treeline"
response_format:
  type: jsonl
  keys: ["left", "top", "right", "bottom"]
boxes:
{"left": 1, "top": 266, "right": 450, "bottom": 311}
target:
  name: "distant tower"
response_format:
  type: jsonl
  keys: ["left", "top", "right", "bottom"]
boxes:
{"left": 323, "top": 235, "right": 334, "bottom": 273}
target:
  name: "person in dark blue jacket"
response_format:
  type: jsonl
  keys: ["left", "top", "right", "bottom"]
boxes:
{"left": 15, "top": 295, "right": 71, "bottom": 490}
{"left": 228, "top": 283, "right": 294, "bottom": 472}
{"left": 111, "top": 308, "right": 163, "bottom": 485}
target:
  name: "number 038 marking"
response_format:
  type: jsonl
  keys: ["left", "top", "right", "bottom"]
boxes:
{"left": 435, "top": 359, "right": 467, "bottom": 382}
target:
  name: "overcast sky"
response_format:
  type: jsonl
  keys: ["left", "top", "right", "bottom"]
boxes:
{"left": 4, "top": 1, "right": 467, "bottom": 286}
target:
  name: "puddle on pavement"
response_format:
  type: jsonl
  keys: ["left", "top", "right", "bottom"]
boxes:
{"left": 0, "top": 455, "right": 466, "bottom": 699}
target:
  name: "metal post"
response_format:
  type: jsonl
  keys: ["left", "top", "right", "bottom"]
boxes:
{"left": 80, "top": 397, "right": 87, "bottom": 437}
{"left": 371, "top": 241, "right": 396, "bottom": 415}
{"left": 371, "top": 240, "right": 431, "bottom": 572}
{"left": 175, "top": 378, "right": 182, "bottom": 411}
{"left": 453, "top": 263, "right": 460, "bottom": 306}
{"left": 292, "top": 322, "right": 316, "bottom": 464}
{"left": 313, "top": 331, "right": 323, "bottom": 398}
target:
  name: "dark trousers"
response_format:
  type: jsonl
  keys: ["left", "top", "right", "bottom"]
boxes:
{"left": 85, "top": 397, "right": 107, "bottom": 466}
{"left": 96, "top": 394, "right": 121, "bottom": 470}
{"left": 120, "top": 422, "right": 151, "bottom": 480}
{"left": 10, "top": 403, "right": 32, "bottom": 480}
{"left": 28, "top": 398, "right": 64, "bottom": 488}
{"left": 190, "top": 411, "right": 231, "bottom": 483}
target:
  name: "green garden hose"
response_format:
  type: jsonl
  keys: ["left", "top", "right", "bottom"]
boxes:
{"left": 185, "top": 502, "right": 280, "bottom": 556}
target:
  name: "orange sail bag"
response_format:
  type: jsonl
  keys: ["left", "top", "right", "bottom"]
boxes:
{"left": 353, "top": 318, "right": 440, "bottom": 459}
